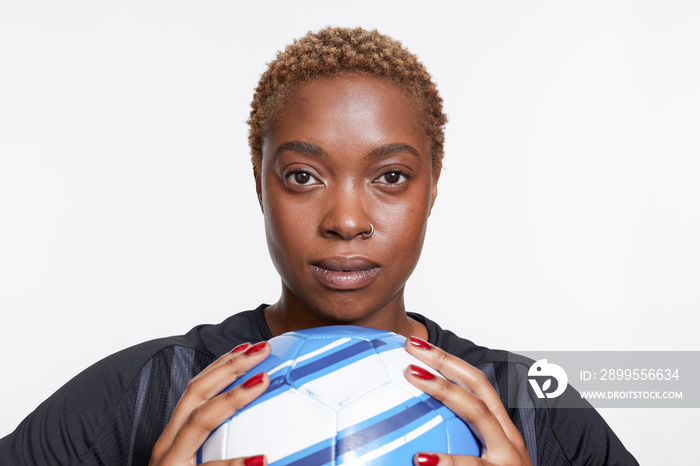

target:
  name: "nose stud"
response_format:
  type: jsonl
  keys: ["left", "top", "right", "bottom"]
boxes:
{"left": 361, "top": 223, "right": 374, "bottom": 238}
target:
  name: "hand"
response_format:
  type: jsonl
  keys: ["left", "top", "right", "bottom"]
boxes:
{"left": 149, "top": 342, "right": 272, "bottom": 466}
{"left": 404, "top": 337, "right": 532, "bottom": 466}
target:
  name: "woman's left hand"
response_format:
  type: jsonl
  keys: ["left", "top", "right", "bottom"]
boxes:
{"left": 404, "top": 336, "right": 532, "bottom": 466}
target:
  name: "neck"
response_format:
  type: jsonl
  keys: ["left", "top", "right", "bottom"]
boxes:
{"left": 264, "top": 287, "right": 428, "bottom": 341}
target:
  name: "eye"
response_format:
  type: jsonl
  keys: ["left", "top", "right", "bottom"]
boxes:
{"left": 376, "top": 170, "right": 408, "bottom": 185}
{"left": 286, "top": 171, "right": 321, "bottom": 186}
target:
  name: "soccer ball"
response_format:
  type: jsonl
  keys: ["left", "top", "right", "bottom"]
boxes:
{"left": 198, "top": 326, "right": 481, "bottom": 465}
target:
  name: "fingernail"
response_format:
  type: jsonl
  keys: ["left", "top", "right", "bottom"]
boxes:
{"left": 244, "top": 341, "right": 266, "bottom": 356}
{"left": 231, "top": 343, "right": 251, "bottom": 354}
{"left": 416, "top": 453, "right": 440, "bottom": 465}
{"left": 410, "top": 364, "right": 435, "bottom": 381}
{"left": 243, "top": 372, "right": 265, "bottom": 389}
{"left": 244, "top": 455, "right": 265, "bottom": 466}
{"left": 409, "top": 336, "right": 432, "bottom": 350}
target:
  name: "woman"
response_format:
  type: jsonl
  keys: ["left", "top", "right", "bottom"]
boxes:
{"left": 0, "top": 27, "right": 636, "bottom": 466}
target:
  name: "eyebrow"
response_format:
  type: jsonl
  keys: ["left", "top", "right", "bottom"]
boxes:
{"left": 365, "top": 143, "right": 421, "bottom": 160}
{"left": 273, "top": 141, "right": 328, "bottom": 160}
{"left": 274, "top": 141, "right": 422, "bottom": 161}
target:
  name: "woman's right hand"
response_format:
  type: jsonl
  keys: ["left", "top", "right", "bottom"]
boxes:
{"left": 149, "top": 341, "right": 272, "bottom": 466}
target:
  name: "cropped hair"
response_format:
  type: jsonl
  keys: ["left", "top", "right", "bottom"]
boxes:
{"left": 248, "top": 27, "right": 447, "bottom": 172}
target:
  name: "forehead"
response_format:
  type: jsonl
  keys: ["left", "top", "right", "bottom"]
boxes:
{"left": 264, "top": 75, "right": 428, "bottom": 156}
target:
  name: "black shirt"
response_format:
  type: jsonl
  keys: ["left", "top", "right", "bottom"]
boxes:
{"left": 0, "top": 305, "right": 638, "bottom": 465}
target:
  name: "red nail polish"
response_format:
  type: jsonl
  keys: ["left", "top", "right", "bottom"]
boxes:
{"left": 410, "top": 364, "right": 435, "bottom": 381}
{"left": 243, "top": 372, "right": 265, "bottom": 389}
{"left": 409, "top": 336, "right": 432, "bottom": 350}
{"left": 416, "top": 453, "right": 440, "bottom": 465}
{"left": 244, "top": 341, "right": 266, "bottom": 356}
{"left": 231, "top": 343, "right": 250, "bottom": 354}
{"left": 244, "top": 454, "right": 265, "bottom": 466}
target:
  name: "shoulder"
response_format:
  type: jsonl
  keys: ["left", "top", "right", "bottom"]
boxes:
{"left": 192, "top": 304, "right": 272, "bottom": 357}
{"left": 409, "top": 312, "right": 639, "bottom": 466}
{"left": 0, "top": 305, "right": 268, "bottom": 466}
{"left": 408, "top": 311, "right": 524, "bottom": 366}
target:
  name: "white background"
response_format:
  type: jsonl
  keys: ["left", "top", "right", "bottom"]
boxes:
{"left": 1, "top": 1, "right": 698, "bottom": 464}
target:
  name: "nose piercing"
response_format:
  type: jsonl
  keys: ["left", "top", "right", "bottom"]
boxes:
{"left": 361, "top": 223, "right": 374, "bottom": 238}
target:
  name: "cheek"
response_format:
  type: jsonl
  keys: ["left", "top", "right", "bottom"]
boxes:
{"left": 374, "top": 204, "right": 430, "bottom": 271}
{"left": 263, "top": 188, "right": 319, "bottom": 266}
{"left": 264, "top": 208, "right": 300, "bottom": 281}
{"left": 378, "top": 186, "right": 432, "bottom": 235}
{"left": 265, "top": 202, "right": 302, "bottom": 251}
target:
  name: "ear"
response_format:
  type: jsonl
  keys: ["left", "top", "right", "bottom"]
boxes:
{"left": 253, "top": 166, "right": 264, "bottom": 213}
{"left": 428, "top": 167, "right": 440, "bottom": 216}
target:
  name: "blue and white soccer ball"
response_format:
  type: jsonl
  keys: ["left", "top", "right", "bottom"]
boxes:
{"left": 198, "top": 326, "right": 481, "bottom": 465}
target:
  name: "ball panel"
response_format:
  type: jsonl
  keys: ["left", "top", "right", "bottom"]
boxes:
{"left": 288, "top": 326, "right": 394, "bottom": 339}
{"left": 443, "top": 416, "right": 481, "bottom": 455}
{"left": 336, "top": 383, "right": 414, "bottom": 431}
{"left": 369, "top": 332, "right": 406, "bottom": 353}
{"left": 219, "top": 334, "right": 305, "bottom": 415}
{"left": 296, "top": 347, "right": 391, "bottom": 407}
{"left": 221, "top": 389, "right": 337, "bottom": 463}
{"left": 287, "top": 338, "right": 377, "bottom": 390}
{"left": 260, "top": 333, "right": 306, "bottom": 378}
{"left": 357, "top": 419, "right": 447, "bottom": 466}
{"left": 199, "top": 422, "right": 228, "bottom": 463}
{"left": 266, "top": 436, "right": 335, "bottom": 466}
{"left": 337, "top": 406, "right": 446, "bottom": 465}
{"left": 285, "top": 335, "right": 354, "bottom": 362}
{"left": 375, "top": 346, "right": 437, "bottom": 397}
{"left": 336, "top": 394, "right": 442, "bottom": 453}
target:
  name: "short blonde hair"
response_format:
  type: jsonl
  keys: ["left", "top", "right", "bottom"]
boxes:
{"left": 248, "top": 26, "right": 447, "bottom": 172}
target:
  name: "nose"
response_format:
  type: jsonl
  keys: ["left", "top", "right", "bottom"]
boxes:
{"left": 319, "top": 184, "right": 371, "bottom": 240}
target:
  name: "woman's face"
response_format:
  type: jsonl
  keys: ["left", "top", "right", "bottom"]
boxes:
{"left": 257, "top": 74, "right": 438, "bottom": 328}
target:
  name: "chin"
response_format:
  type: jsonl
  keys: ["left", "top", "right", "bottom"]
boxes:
{"left": 307, "top": 293, "right": 394, "bottom": 327}
{"left": 315, "top": 303, "right": 371, "bottom": 325}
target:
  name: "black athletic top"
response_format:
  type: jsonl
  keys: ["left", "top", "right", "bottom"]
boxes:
{"left": 0, "top": 305, "right": 638, "bottom": 465}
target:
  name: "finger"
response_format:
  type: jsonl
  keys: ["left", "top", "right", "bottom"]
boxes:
{"left": 158, "top": 342, "right": 266, "bottom": 449}
{"left": 196, "top": 342, "right": 253, "bottom": 380}
{"left": 164, "top": 371, "right": 270, "bottom": 462}
{"left": 414, "top": 452, "right": 484, "bottom": 466}
{"left": 203, "top": 454, "right": 267, "bottom": 466}
{"left": 405, "top": 338, "right": 524, "bottom": 449}
{"left": 406, "top": 338, "right": 501, "bottom": 411}
{"left": 405, "top": 364, "right": 514, "bottom": 458}
{"left": 155, "top": 342, "right": 270, "bottom": 457}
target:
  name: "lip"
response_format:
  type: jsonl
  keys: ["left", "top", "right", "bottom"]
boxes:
{"left": 310, "top": 256, "right": 381, "bottom": 290}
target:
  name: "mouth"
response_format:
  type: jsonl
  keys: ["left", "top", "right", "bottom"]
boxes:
{"left": 310, "top": 256, "right": 381, "bottom": 290}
